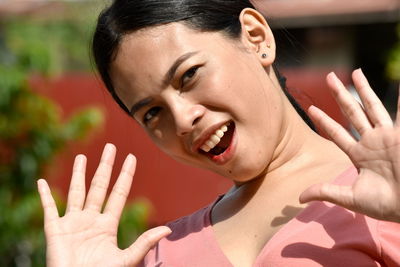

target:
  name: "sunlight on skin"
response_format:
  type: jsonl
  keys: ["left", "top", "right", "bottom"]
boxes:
{"left": 300, "top": 69, "right": 400, "bottom": 223}
{"left": 154, "top": 129, "right": 163, "bottom": 139}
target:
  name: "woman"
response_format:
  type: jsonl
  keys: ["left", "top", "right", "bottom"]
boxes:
{"left": 37, "top": 0, "right": 400, "bottom": 266}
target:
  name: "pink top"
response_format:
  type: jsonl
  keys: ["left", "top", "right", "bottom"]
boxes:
{"left": 143, "top": 167, "right": 400, "bottom": 266}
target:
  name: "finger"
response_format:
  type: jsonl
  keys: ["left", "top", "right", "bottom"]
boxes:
{"left": 308, "top": 105, "right": 356, "bottom": 155}
{"left": 123, "top": 226, "right": 171, "bottom": 266}
{"left": 299, "top": 182, "right": 355, "bottom": 210}
{"left": 37, "top": 179, "right": 59, "bottom": 223}
{"left": 327, "top": 72, "right": 372, "bottom": 135}
{"left": 84, "top": 143, "right": 116, "bottom": 212}
{"left": 395, "top": 84, "right": 400, "bottom": 126}
{"left": 104, "top": 154, "right": 136, "bottom": 220}
{"left": 66, "top": 155, "right": 87, "bottom": 213}
{"left": 352, "top": 69, "right": 393, "bottom": 127}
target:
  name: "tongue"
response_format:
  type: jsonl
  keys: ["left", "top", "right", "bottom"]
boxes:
{"left": 210, "top": 146, "right": 226, "bottom": 155}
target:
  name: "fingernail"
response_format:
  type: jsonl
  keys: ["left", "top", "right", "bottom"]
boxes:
{"left": 328, "top": 72, "right": 339, "bottom": 81}
{"left": 308, "top": 105, "right": 317, "bottom": 112}
{"left": 105, "top": 143, "right": 115, "bottom": 153}
{"left": 355, "top": 68, "right": 364, "bottom": 75}
{"left": 76, "top": 154, "right": 84, "bottom": 161}
{"left": 159, "top": 226, "right": 172, "bottom": 235}
{"left": 102, "top": 143, "right": 116, "bottom": 162}
{"left": 125, "top": 154, "right": 133, "bottom": 164}
{"left": 126, "top": 154, "right": 137, "bottom": 166}
{"left": 37, "top": 179, "right": 45, "bottom": 192}
{"left": 122, "top": 154, "right": 136, "bottom": 175}
{"left": 74, "top": 154, "right": 85, "bottom": 169}
{"left": 328, "top": 72, "right": 341, "bottom": 86}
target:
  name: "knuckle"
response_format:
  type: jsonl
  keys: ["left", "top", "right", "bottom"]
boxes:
{"left": 67, "top": 198, "right": 84, "bottom": 209}
{"left": 85, "top": 202, "right": 100, "bottom": 211}
{"left": 67, "top": 204, "right": 79, "bottom": 211}
{"left": 355, "top": 125, "right": 367, "bottom": 135}
{"left": 365, "top": 99, "right": 380, "bottom": 111}
{"left": 138, "top": 231, "right": 155, "bottom": 248}
{"left": 90, "top": 177, "right": 109, "bottom": 190}
{"left": 329, "top": 126, "right": 342, "bottom": 139}
{"left": 69, "top": 183, "right": 85, "bottom": 192}
{"left": 100, "top": 159, "right": 114, "bottom": 168}
{"left": 345, "top": 104, "right": 359, "bottom": 119}
{"left": 112, "top": 186, "right": 129, "bottom": 199}
{"left": 43, "top": 202, "right": 54, "bottom": 209}
{"left": 72, "top": 168, "right": 85, "bottom": 175}
{"left": 121, "top": 168, "right": 135, "bottom": 177}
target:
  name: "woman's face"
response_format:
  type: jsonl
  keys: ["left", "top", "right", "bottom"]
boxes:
{"left": 110, "top": 22, "right": 288, "bottom": 183}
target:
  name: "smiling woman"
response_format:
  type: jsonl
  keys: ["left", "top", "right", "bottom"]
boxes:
{"left": 37, "top": 0, "right": 400, "bottom": 266}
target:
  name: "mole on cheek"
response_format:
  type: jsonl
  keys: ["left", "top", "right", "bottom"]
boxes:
{"left": 154, "top": 129, "right": 163, "bottom": 139}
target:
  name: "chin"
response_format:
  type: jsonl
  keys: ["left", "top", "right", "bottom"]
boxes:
{"left": 214, "top": 160, "right": 269, "bottom": 184}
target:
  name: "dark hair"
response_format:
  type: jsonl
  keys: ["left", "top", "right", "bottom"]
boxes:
{"left": 92, "top": 0, "right": 316, "bottom": 131}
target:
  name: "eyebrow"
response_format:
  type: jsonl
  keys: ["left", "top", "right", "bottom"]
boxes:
{"left": 130, "top": 97, "right": 153, "bottom": 117}
{"left": 129, "top": 51, "right": 199, "bottom": 116}
{"left": 163, "top": 51, "right": 199, "bottom": 87}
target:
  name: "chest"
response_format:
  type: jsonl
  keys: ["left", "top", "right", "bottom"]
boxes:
{"left": 152, "top": 205, "right": 382, "bottom": 267}
{"left": 210, "top": 187, "right": 307, "bottom": 266}
{"left": 210, "top": 202, "right": 381, "bottom": 267}
{"left": 211, "top": 203, "right": 302, "bottom": 266}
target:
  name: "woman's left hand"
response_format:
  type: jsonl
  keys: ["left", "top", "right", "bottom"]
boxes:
{"left": 300, "top": 69, "right": 400, "bottom": 223}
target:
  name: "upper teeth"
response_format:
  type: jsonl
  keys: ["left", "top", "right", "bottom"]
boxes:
{"left": 200, "top": 123, "right": 229, "bottom": 152}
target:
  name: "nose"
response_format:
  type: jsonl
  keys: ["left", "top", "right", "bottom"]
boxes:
{"left": 168, "top": 96, "right": 205, "bottom": 136}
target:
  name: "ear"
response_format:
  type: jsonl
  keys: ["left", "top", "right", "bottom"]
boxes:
{"left": 239, "top": 8, "right": 276, "bottom": 67}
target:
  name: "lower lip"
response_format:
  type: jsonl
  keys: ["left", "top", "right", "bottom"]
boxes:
{"left": 209, "top": 127, "right": 237, "bottom": 165}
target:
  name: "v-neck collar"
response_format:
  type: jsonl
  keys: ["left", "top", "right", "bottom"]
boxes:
{"left": 202, "top": 166, "right": 357, "bottom": 267}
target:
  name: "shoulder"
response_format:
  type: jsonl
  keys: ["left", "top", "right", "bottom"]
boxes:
{"left": 165, "top": 204, "right": 212, "bottom": 240}
{"left": 143, "top": 199, "right": 226, "bottom": 266}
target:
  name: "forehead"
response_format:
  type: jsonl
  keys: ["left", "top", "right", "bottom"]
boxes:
{"left": 109, "top": 23, "right": 235, "bottom": 107}
{"left": 111, "top": 24, "right": 197, "bottom": 102}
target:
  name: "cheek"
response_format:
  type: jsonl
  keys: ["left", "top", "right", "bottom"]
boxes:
{"left": 208, "top": 65, "right": 268, "bottom": 115}
{"left": 148, "top": 126, "right": 185, "bottom": 158}
{"left": 153, "top": 129, "right": 163, "bottom": 139}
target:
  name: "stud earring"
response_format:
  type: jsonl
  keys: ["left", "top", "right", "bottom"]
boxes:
{"left": 267, "top": 44, "right": 271, "bottom": 48}
{"left": 262, "top": 53, "right": 268, "bottom": 58}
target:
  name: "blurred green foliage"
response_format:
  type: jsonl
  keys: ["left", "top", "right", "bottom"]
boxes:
{"left": 0, "top": 3, "right": 151, "bottom": 266}
{"left": 118, "top": 199, "right": 152, "bottom": 249}
{"left": 387, "top": 24, "right": 400, "bottom": 80}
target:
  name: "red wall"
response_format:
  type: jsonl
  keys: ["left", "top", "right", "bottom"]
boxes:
{"left": 31, "top": 67, "right": 350, "bottom": 224}
{"left": 31, "top": 73, "right": 230, "bottom": 225}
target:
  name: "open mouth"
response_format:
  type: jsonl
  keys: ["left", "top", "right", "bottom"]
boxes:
{"left": 199, "top": 121, "right": 235, "bottom": 157}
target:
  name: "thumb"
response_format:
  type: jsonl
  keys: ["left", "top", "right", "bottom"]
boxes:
{"left": 299, "top": 183, "right": 355, "bottom": 210}
{"left": 123, "top": 226, "right": 172, "bottom": 266}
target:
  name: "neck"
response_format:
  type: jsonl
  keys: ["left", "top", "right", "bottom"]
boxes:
{"left": 229, "top": 97, "right": 352, "bottom": 201}
{"left": 211, "top": 96, "right": 353, "bottom": 242}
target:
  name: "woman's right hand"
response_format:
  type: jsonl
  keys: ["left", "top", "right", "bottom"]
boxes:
{"left": 37, "top": 143, "right": 171, "bottom": 267}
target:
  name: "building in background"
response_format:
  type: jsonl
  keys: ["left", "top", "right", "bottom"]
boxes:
{"left": 254, "top": 0, "right": 400, "bottom": 113}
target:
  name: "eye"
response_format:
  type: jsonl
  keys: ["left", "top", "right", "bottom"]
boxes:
{"left": 181, "top": 66, "right": 199, "bottom": 87}
{"left": 143, "top": 107, "right": 161, "bottom": 124}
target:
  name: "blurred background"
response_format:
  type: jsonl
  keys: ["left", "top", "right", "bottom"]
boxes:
{"left": 0, "top": 0, "right": 399, "bottom": 266}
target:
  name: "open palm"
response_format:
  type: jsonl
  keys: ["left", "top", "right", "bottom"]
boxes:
{"left": 38, "top": 144, "right": 171, "bottom": 267}
{"left": 300, "top": 69, "right": 400, "bottom": 223}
